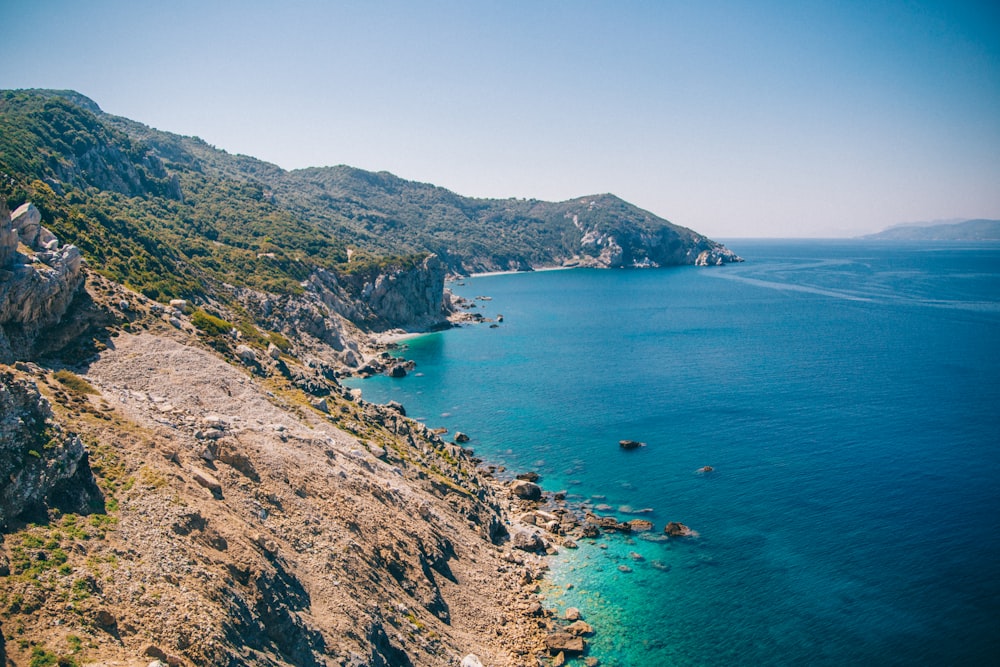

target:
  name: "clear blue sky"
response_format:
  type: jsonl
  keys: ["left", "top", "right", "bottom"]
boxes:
{"left": 2, "top": 0, "right": 998, "bottom": 237}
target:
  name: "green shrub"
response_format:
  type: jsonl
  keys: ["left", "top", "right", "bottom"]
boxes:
{"left": 190, "top": 309, "right": 233, "bottom": 336}
{"left": 53, "top": 370, "right": 97, "bottom": 395}
{"left": 268, "top": 331, "right": 292, "bottom": 352}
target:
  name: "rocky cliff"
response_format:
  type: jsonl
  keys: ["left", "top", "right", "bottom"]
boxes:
{"left": 0, "top": 201, "right": 85, "bottom": 363}
{"left": 354, "top": 254, "right": 447, "bottom": 329}
{"left": 0, "top": 368, "right": 97, "bottom": 527}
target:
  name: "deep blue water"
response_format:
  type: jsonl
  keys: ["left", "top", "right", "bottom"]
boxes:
{"left": 345, "top": 241, "right": 1000, "bottom": 666}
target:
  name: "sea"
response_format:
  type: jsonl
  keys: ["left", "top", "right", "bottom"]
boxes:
{"left": 344, "top": 240, "right": 1000, "bottom": 666}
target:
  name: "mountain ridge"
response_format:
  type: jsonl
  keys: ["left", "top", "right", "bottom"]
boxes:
{"left": 862, "top": 218, "right": 1000, "bottom": 241}
{"left": 2, "top": 89, "right": 740, "bottom": 283}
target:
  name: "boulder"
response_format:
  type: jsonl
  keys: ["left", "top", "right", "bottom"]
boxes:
{"left": 627, "top": 519, "right": 655, "bottom": 532}
{"left": 267, "top": 343, "right": 282, "bottom": 360}
{"left": 510, "top": 480, "right": 542, "bottom": 501}
{"left": 388, "top": 364, "right": 407, "bottom": 378}
{"left": 10, "top": 202, "right": 41, "bottom": 248}
{"left": 619, "top": 439, "right": 645, "bottom": 450}
{"left": 515, "top": 471, "right": 540, "bottom": 482}
{"left": 664, "top": 521, "right": 696, "bottom": 537}
{"left": 544, "top": 632, "right": 585, "bottom": 656}
{"left": 236, "top": 345, "right": 257, "bottom": 365}
{"left": 510, "top": 529, "right": 546, "bottom": 553}
{"left": 566, "top": 620, "right": 594, "bottom": 636}
{"left": 191, "top": 468, "right": 222, "bottom": 498}
{"left": 564, "top": 607, "right": 581, "bottom": 621}
{"left": 36, "top": 226, "right": 57, "bottom": 249}
{"left": 460, "top": 655, "right": 484, "bottom": 667}
{"left": 697, "top": 465, "right": 714, "bottom": 473}
{"left": 454, "top": 431, "right": 471, "bottom": 443}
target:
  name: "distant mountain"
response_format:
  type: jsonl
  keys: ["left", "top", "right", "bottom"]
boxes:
{"left": 0, "top": 89, "right": 740, "bottom": 309}
{"left": 863, "top": 219, "right": 1000, "bottom": 241}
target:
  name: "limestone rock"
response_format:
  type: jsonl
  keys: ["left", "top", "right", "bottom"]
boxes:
{"left": 0, "top": 201, "right": 86, "bottom": 362}
{"left": 354, "top": 254, "right": 447, "bottom": 329}
{"left": 460, "top": 655, "right": 484, "bottom": 667}
{"left": 236, "top": 345, "right": 257, "bottom": 365}
{"left": 544, "top": 632, "right": 585, "bottom": 656}
{"left": 511, "top": 529, "right": 546, "bottom": 553}
{"left": 564, "top": 607, "right": 581, "bottom": 621}
{"left": 566, "top": 620, "right": 594, "bottom": 636}
{"left": 510, "top": 480, "right": 542, "bottom": 501}
{"left": 10, "top": 202, "right": 41, "bottom": 248}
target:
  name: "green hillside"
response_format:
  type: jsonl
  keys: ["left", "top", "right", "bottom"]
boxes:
{"left": 0, "top": 89, "right": 738, "bottom": 307}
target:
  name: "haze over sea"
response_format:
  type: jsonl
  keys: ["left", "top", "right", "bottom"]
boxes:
{"left": 347, "top": 240, "right": 1000, "bottom": 666}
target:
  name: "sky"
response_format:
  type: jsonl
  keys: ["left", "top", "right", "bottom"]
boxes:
{"left": 1, "top": 0, "right": 999, "bottom": 237}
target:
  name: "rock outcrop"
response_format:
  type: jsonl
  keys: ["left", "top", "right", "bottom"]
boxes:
{"left": 357, "top": 254, "right": 447, "bottom": 329}
{"left": 0, "top": 369, "right": 96, "bottom": 525}
{"left": 0, "top": 201, "right": 85, "bottom": 363}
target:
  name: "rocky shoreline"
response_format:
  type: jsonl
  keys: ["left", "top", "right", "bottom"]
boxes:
{"left": 0, "top": 197, "right": 702, "bottom": 666}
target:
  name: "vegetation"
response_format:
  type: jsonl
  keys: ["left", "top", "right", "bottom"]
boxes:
{"left": 1, "top": 88, "right": 720, "bottom": 313}
{"left": 53, "top": 370, "right": 97, "bottom": 395}
{"left": 190, "top": 309, "right": 234, "bottom": 337}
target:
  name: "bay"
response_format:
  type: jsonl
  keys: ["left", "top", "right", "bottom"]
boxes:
{"left": 345, "top": 240, "right": 1000, "bottom": 665}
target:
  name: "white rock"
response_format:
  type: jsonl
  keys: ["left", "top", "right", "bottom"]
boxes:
{"left": 236, "top": 345, "right": 257, "bottom": 364}
{"left": 10, "top": 202, "right": 41, "bottom": 247}
{"left": 461, "top": 655, "right": 484, "bottom": 667}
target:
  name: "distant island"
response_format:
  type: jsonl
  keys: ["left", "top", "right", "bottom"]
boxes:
{"left": 862, "top": 219, "right": 1000, "bottom": 241}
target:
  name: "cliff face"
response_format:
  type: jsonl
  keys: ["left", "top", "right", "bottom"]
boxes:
{"left": 575, "top": 224, "right": 742, "bottom": 268}
{"left": 359, "top": 255, "right": 447, "bottom": 329}
{"left": 0, "top": 201, "right": 85, "bottom": 363}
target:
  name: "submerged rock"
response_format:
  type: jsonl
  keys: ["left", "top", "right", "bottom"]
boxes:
{"left": 626, "top": 519, "right": 654, "bottom": 532}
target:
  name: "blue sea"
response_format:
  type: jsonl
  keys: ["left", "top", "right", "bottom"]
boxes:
{"left": 345, "top": 240, "right": 1000, "bottom": 666}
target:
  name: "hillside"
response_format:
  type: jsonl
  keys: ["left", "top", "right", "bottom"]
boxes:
{"left": 1, "top": 89, "right": 740, "bottom": 301}
{"left": 862, "top": 219, "right": 1000, "bottom": 241}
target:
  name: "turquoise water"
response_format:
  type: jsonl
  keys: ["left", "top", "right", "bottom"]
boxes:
{"left": 345, "top": 241, "right": 1000, "bottom": 666}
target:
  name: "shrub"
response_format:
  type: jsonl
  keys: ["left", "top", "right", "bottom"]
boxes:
{"left": 53, "top": 370, "right": 97, "bottom": 395}
{"left": 190, "top": 309, "right": 233, "bottom": 337}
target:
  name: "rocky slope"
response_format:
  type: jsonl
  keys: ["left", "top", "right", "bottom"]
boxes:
{"left": 0, "top": 300, "right": 565, "bottom": 666}
{"left": 0, "top": 249, "right": 600, "bottom": 666}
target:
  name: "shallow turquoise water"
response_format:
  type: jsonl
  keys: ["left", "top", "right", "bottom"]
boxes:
{"left": 346, "top": 241, "right": 1000, "bottom": 665}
